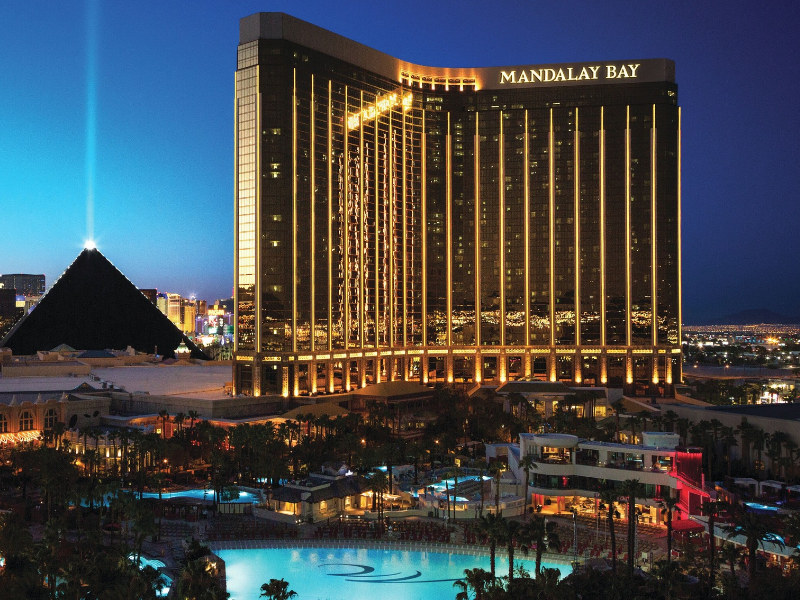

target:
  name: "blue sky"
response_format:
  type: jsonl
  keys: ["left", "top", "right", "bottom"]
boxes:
{"left": 1, "top": 0, "right": 798, "bottom": 322}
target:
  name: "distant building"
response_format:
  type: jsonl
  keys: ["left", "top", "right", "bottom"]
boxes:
{"left": 0, "top": 273, "right": 45, "bottom": 297}
{"left": 139, "top": 288, "right": 158, "bottom": 305}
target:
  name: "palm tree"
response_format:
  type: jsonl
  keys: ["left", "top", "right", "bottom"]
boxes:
{"left": 260, "top": 578, "right": 297, "bottom": 600}
{"left": 477, "top": 511, "right": 505, "bottom": 580}
{"left": 719, "top": 542, "right": 741, "bottom": 580}
{"left": 453, "top": 568, "right": 492, "bottom": 600}
{"left": 599, "top": 486, "right": 620, "bottom": 573}
{"left": 620, "top": 479, "right": 642, "bottom": 575}
{"left": 612, "top": 399, "right": 626, "bottom": 442}
{"left": 722, "top": 508, "right": 784, "bottom": 598}
{"left": 368, "top": 471, "right": 388, "bottom": 519}
{"left": 520, "top": 513, "right": 560, "bottom": 576}
{"left": 158, "top": 409, "right": 170, "bottom": 439}
{"left": 501, "top": 518, "right": 522, "bottom": 582}
{"left": 519, "top": 454, "right": 537, "bottom": 520}
{"left": 658, "top": 493, "right": 681, "bottom": 565}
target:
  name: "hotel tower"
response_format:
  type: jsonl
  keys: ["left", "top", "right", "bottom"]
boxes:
{"left": 233, "top": 13, "right": 681, "bottom": 398}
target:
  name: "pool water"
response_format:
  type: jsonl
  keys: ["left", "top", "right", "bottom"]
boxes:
{"left": 136, "top": 489, "right": 258, "bottom": 503}
{"left": 218, "top": 547, "right": 571, "bottom": 600}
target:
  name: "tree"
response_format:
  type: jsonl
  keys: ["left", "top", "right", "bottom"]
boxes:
{"left": 175, "top": 558, "right": 229, "bottom": 600}
{"left": 158, "top": 410, "right": 170, "bottom": 440}
{"left": 620, "top": 479, "right": 642, "bottom": 576}
{"left": 722, "top": 508, "right": 784, "bottom": 599}
{"left": 500, "top": 518, "right": 522, "bottom": 582}
{"left": 477, "top": 511, "right": 505, "bottom": 580}
{"left": 260, "top": 578, "right": 297, "bottom": 600}
{"left": 520, "top": 513, "right": 560, "bottom": 577}
{"left": 658, "top": 493, "right": 681, "bottom": 565}
{"left": 519, "top": 454, "right": 537, "bottom": 520}
{"left": 453, "top": 568, "right": 492, "bottom": 600}
{"left": 599, "top": 486, "right": 620, "bottom": 574}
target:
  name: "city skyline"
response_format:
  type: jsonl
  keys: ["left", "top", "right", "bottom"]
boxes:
{"left": 2, "top": 1, "right": 799, "bottom": 322}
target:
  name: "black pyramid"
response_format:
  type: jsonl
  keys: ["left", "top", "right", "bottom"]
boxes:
{"left": 1, "top": 248, "right": 208, "bottom": 359}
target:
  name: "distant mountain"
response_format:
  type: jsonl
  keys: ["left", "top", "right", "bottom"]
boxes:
{"left": 704, "top": 309, "right": 800, "bottom": 326}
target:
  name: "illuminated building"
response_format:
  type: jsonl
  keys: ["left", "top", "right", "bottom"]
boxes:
{"left": 233, "top": 13, "right": 681, "bottom": 398}
{"left": 0, "top": 273, "right": 45, "bottom": 297}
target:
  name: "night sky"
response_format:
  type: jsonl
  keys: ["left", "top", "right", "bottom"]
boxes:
{"left": 1, "top": 1, "right": 798, "bottom": 323}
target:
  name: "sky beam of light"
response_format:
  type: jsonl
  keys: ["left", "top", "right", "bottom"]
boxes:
{"left": 84, "top": 0, "right": 98, "bottom": 247}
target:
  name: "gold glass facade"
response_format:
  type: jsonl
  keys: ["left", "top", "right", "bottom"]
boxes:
{"left": 234, "top": 13, "right": 681, "bottom": 397}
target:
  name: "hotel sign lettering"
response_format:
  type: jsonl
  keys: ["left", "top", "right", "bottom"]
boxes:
{"left": 499, "top": 63, "right": 643, "bottom": 86}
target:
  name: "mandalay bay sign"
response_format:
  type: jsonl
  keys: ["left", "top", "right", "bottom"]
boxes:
{"left": 492, "top": 59, "right": 673, "bottom": 88}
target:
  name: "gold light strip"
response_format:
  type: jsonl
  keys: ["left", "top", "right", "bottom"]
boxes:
{"left": 446, "top": 111, "right": 452, "bottom": 347}
{"left": 327, "top": 80, "right": 333, "bottom": 353}
{"left": 651, "top": 103, "right": 658, "bottom": 348}
{"left": 292, "top": 68, "right": 298, "bottom": 353}
{"left": 524, "top": 110, "right": 530, "bottom": 347}
{"left": 374, "top": 105, "right": 380, "bottom": 349}
{"left": 574, "top": 107, "right": 580, "bottom": 347}
{"left": 499, "top": 111, "right": 505, "bottom": 346}
{"left": 600, "top": 107, "right": 606, "bottom": 348}
{"left": 359, "top": 91, "right": 365, "bottom": 349}
{"left": 343, "top": 85, "right": 350, "bottom": 351}
{"left": 421, "top": 109, "right": 427, "bottom": 348}
{"left": 625, "top": 105, "right": 631, "bottom": 348}
{"left": 254, "top": 71, "right": 262, "bottom": 392}
{"left": 388, "top": 110, "right": 394, "bottom": 349}
{"left": 310, "top": 75, "right": 316, "bottom": 353}
{"left": 475, "top": 112, "right": 481, "bottom": 347}
{"left": 233, "top": 73, "right": 240, "bottom": 356}
{"left": 677, "top": 107, "right": 683, "bottom": 369}
{"left": 549, "top": 108, "right": 555, "bottom": 347}
{"left": 402, "top": 97, "right": 408, "bottom": 347}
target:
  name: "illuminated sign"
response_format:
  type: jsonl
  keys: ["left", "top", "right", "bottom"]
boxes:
{"left": 500, "top": 63, "right": 641, "bottom": 85}
{"left": 347, "top": 92, "right": 413, "bottom": 130}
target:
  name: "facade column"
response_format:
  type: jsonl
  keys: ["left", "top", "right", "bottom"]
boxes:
{"left": 624, "top": 352, "right": 635, "bottom": 396}
{"left": 524, "top": 352, "right": 532, "bottom": 378}
{"left": 665, "top": 354, "right": 674, "bottom": 396}
{"left": 600, "top": 353, "right": 608, "bottom": 385}
{"left": 375, "top": 358, "right": 382, "bottom": 384}
{"left": 498, "top": 351, "right": 507, "bottom": 383}
{"left": 474, "top": 353, "right": 482, "bottom": 383}
{"left": 422, "top": 356, "right": 430, "bottom": 384}
{"left": 310, "top": 360, "right": 317, "bottom": 394}
{"left": 446, "top": 354, "right": 454, "bottom": 383}
{"left": 573, "top": 352, "right": 582, "bottom": 385}
{"left": 359, "top": 358, "right": 367, "bottom": 388}
{"left": 326, "top": 361, "right": 335, "bottom": 393}
{"left": 292, "top": 364, "right": 300, "bottom": 397}
{"left": 548, "top": 351, "right": 557, "bottom": 382}
{"left": 402, "top": 357, "right": 410, "bottom": 381}
{"left": 253, "top": 357, "right": 262, "bottom": 397}
{"left": 281, "top": 366, "right": 290, "bottom": 398}
{"left": 345, "top": 361, "right": 352, "bottom": 392}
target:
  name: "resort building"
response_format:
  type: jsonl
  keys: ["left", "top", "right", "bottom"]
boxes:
{"left": 233, "top": 13, "right": 682, "bottom": 399}
{"left": 506, "top": 432, "right": 708, "bottom": 523}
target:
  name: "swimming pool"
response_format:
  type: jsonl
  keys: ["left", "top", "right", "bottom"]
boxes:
{"left": 218, "top": 546, "right": 571, "bottom": 600}
{"left": 136, "top": 489, "right": 259, "bottom": 503}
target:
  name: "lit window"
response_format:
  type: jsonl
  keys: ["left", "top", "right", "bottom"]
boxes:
{"left": 0, "top": 415, "right": 7, "bottom": 433}
{"left": 19, "top": 411, "right": 33, "bottom": 431}
{"left": 44, "top": 409, "right": 58, "bottom": 430}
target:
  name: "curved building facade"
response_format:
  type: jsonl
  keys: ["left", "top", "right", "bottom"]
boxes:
{"left": 233, "top": 12, "right": 682, "bottom": 398}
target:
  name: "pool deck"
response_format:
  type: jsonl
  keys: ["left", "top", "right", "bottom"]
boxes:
{"left": 208, "top": 538, "right": 574, "bottom": 566}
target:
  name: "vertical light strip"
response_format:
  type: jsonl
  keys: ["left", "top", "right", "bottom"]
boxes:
{"left": 548, "top": 108, "right": 555, "bottom": 347}
{"left": 421, "top": 109, "right": 427, "bottom": 348}
{"left": 292, "top": 68, "right": 297, "bottom": 353}
{"left": 233, "top": 75, "right": 240, "bottom": 355}
{"left": 625, "top": 105, "right": 631, "bottom": 348}
{"left": 310, "top": 74, "right": 315, "bottom": 353}
{"left": 600, "top": 107, "right": 606, "bottom": 348}
{"left": 388, "top": 112, "right": 394, "bottom": 348}
{"left": 402, "top": 100, "right": 408, "bottom": 347}
{"left": 374, "top": 109, "right": 380, "bottom": 348}
{"left": 574, "top": 107, "right": 580, "bottom": 348}
{"left": 651, "top": 103, "right": 658, "bottom": 348}
{"left": 499, "top": 111, "right": 505, "bottom": 347}
{"left": 327, "top": 80, "right": 333, "bottom": 352}
{"left": 677, "top": 107, "right": 683, "bottom": 356}
{"left": 475, "top": 112, "right": 481, "bottom": 346}
{"left": 359, "top": 91, "right": 365, "bottom": 350}
{"left": 343, "top": 86, "right": 350, "bottom": 351}
{"left": 524, "top": 110, "right": 530, "bottom": 347}
{"left": 446, "top": 111, "right": 452, "bottom": 347}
